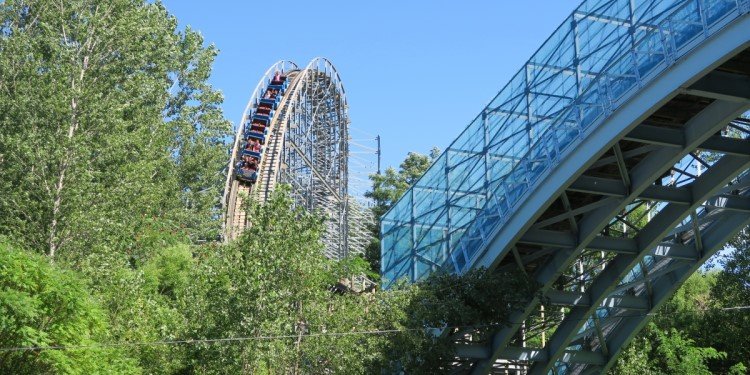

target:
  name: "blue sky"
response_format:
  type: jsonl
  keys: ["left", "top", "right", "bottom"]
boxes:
{"left": 161, "top": 0, "right": 581, "bottom": 172}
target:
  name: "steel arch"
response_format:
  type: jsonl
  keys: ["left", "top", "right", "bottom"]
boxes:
{"left": 463, "top": 12, "right": 750, "bottom": 375}
{"left": 379, "top": 0, "right": 750, "bottom": 373}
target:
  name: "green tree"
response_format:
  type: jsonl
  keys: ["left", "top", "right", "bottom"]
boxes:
{"left": 380, "top": 269, "right": 536, "bottom": 374}
{"left": 703, "top": 228, "right": 750, "bottom": 372}
{"left": 367, "top": 148, "right": 440, "bottom": 219}
{"left": 178, "top": 186, "right": 538, "bottom": 374}
{"left": 165, "top": 27, "right": 231, "bottom": 243}
{"left": 652, "top": 325, "right": 724, "bottom": 375}
{"left": 181, "top": 186, "right": 392, "bottom": 374}
{"left": 365, "top": 148, "right": 439, "bottom": 275}
{"left": 610, "top": 322, "right": 724, "bottom": 375}
{"left": 0, "top": 0, "right": 231, "bottom": 263}
{"left": 652, "top": 272, "right": 716, "bottom": 339}
{"left": 610, "top": 270, "right": 748, "bottom": 374}
{"left": 0, "top": 1, "right": 230, "bottom": 372}
{"left": 611, "top": 336, "right": 656, "bottom": 375}
{"left": 89, "top": 245, "right": 191, "bottom": 374}
{"left": 0, "top": 241, "right": 139, "bottom": 374}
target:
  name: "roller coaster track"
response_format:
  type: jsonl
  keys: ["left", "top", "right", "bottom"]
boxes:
{"left": 252, "top": 70, "right": 300, "bottom": 204}
{"left": 223, "top": 58, "right": 371, "bottom": 261}
{"left": 381, "top": 0, "right": 750, "bottom": 373}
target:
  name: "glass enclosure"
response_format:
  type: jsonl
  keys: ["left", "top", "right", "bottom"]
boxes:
{"left": 381, "top": 0, "right": 749, "bottom": 287}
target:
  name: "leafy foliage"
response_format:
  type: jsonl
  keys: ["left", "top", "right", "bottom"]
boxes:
{"left": 0, "top": 0, "right": 231, "bottom": 262}
{"left": 0, "top": 241, "right": 139, "bottom": 374}
{"left": 177, "top": 187, "right": 536, "bottom": 374}
{"left": 180, "top": 187, "right": 380, "bottom": 373}
{"left": 702, "top": 228, "right": 750, "bottom": 373}
{"left": 0, "top": 0, "right": 228, "bottom": 372}
{"left": 366, "top": 148, "right": 440, "bottom": 219}
{"left": 611, "top": 322, "right": 725, "bottom": 375}
{"left": 610, "top": 266, "right": 749, "bottom": 374}
{"left": 364, "top": 149, "right": 439, "bottom": 275}
{"left": 383, "top": 269, "right": 537, "bottom": 374}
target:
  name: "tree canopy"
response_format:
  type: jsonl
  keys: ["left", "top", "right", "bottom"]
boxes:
{"left": 0, "top": 241, "right": 139, "bottom": 374}
{"left": 364, "top": 149, "right": 439, "bottom": 275}
{"left": 0, "top": 0, "right": 231, "bottom": 262}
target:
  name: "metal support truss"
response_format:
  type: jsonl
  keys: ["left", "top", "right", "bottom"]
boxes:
{"left": 275, "top": 59, "right": 351, "bottom": 260}
{"left": 223, "top": 58, "right": 371, "bottom": 261}
{"left": 454, "top": 123, "right": 750, "bottom": 374}
{"left": 529, "top": 155, "right": 750, "bottom": 375}
{"left": 463, "top": 93, "right": 750, "bottom": 373}
{"left": 376, "top": 0, "right": 750, "bottom": 372}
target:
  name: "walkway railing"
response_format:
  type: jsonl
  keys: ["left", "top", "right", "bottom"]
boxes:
{"left": 381, "top": 0, "right": 750, "bottom": 287}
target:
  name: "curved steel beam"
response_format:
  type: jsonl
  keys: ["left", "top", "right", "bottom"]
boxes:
{"left": 465, "top": 9, "right": 750, "bottom": 373}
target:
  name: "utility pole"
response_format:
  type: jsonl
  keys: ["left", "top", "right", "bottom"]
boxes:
{"left": 376, "top": 135, "right": 382, "bottom": 175}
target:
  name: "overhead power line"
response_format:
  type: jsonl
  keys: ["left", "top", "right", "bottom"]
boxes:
{"left": 1, "top": 305, "right": 747, "bottom": 353}
{"left": 0, "top": 329, "right": 421, "bottom": 353}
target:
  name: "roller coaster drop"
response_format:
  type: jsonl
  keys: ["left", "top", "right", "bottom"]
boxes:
{"left": 223, "top": 58, "right": 370, "bottom": 260}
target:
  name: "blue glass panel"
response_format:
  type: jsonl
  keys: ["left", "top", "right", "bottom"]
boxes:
{"left": 415, "top": 260, "right": 434, "bottom": 281}
{"left": 453, "top": 247, "right": 467, "bottom": 271}
{"left": 703, "top": 0, "right": 737, "bottom": 25}
{"left": 480, "top": 212, "right": 501, "bottom": 237}
{"left": 671, "top": 1, "right": 705, "bottom": 50}
{"left": 449, "top": 227, "right": 467, "bottom": 249}
{"left": 464, "top": 236, "right": 483, "bottom": 262}
{"left": 414, "top": 226, "right": 446, "bottom": 266}
{"left": 381, "top": 0, "right": 747, "bottom": 286}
